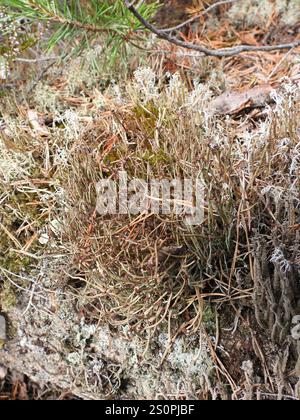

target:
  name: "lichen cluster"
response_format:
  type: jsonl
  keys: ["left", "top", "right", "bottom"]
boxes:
{"left": 0, "top": 2, "right": 300, "bottom": 398}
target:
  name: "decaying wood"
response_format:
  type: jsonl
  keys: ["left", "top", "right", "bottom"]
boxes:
{"left": 210, "top": 84, "right": 274, "bottom": 115}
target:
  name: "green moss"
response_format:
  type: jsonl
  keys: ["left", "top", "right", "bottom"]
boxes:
{"left": 8, "top": 191, "right": 45, "bottom": 226}
{"left": 0, "top": 282, "right": 17, "bottom": 312}
{"left": 0, "top": 252, "right": 32, "bottom": 273}
{"left": 141, "top": 149, "right": 171, "bottom": 166}
{"left": 133, "top": 102, "right": 159, "bottom": 138}
{"left": 0, "top": 46, "right": 12, "bottom": 55}
{"left": 0, "top": 189, "right": 44, "bottom": 274}
{"left": 202, "top": 305, "right": 215, "bottom": 331}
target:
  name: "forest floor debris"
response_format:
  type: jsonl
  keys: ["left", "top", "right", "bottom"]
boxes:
{"left": 0, "top": 0, "right": 300, "bottom": 400}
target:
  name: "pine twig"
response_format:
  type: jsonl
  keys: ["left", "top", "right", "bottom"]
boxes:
{"left": 124, "top": 0, "right": 300, "bottom": 58}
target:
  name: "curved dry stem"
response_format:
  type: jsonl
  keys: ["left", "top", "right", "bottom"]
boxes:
{"left": 125, "top": 0, "right": 300, "bottom": 57}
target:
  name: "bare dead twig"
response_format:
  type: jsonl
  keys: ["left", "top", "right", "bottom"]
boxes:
{"left": 14, "top": 57, "right": 58, "bottom": 63}
{"left": 124, "top": 0, "right": 300, "bottom": 57}
{"left": 161, "top": 0, "right": 241, "bottom": 33}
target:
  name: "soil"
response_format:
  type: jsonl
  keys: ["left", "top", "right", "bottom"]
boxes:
{"left": 155, "top": 0, "right": 193, "bottom": 27}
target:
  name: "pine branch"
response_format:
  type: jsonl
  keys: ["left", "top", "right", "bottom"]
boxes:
{"left": 2, "top": 1, "right": 159, "bottom": 57}
{"left": 27, "top": 3, "right": 119, "bottom": 35}
{"left": 4, "top": 0, "right": 299, "bottom": 61}
{"left": 124, "top": 0, "right": 300, "bottom": 58}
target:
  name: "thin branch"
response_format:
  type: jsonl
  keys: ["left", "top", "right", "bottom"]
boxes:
{"left": 14, "top": 56, "right": 58, "bottom": 63}
{"left": 162, "top": 0, "right": 241, "bottom": 33}
{"left": 26, "top": 60, "right": 57, "bottom": 94}
{"left": 125, "top": 0, "right": 300, "bottom": 58}
{"left": 0, "top": 83, "right": 16, "bottom": 90}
